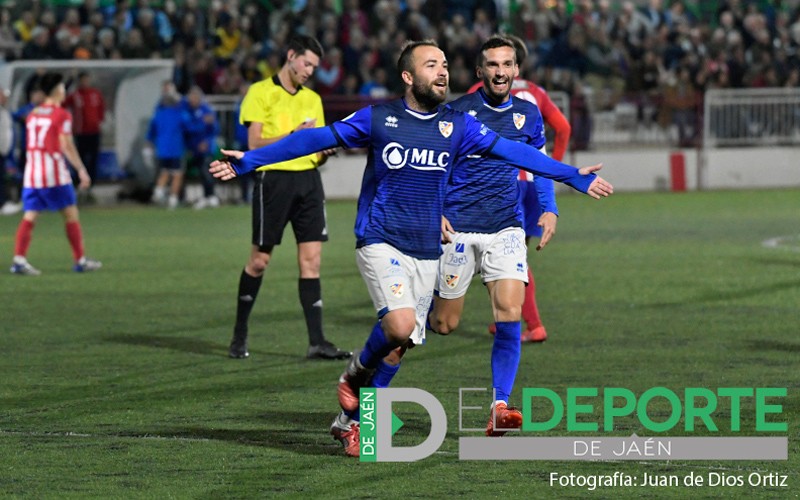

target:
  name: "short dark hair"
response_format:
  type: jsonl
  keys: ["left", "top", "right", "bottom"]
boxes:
{"left": 476, "top": 35, "right": 516, "bottom": 67}
{"left": 397, "top": 40, "right": 440, "bottom": 75}
{"left": 286, "top": 35, "right": 323, "bottom": 60}
{"left": 506, "top": 34, "right": 528, "bottom": 66}
{"left": 39, "top": 72, "right": 64, "bottom": 96}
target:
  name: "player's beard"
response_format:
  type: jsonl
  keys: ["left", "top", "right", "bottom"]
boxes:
{"left": 485, "top": 76, "right": 511, "bottom": 103}
{"left": 411, "top": 78, "right": 447, "bottom": 111}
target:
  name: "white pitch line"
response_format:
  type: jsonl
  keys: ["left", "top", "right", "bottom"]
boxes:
{"left": 1, "top": 429, "right": 213, "bottom": 443}
{"left": 762, "top": 235, "right": 800, "bottom": 252}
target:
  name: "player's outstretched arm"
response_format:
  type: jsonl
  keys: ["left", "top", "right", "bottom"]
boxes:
{"left": 208, "top": 127, "right": 340, "bottom": 180}
{"left": 209, "top": 150, "right": 244, "bottom": 180}
{"left": 490, "top": 137, "right": 613, "bottom": 197}
{"left": 578, "top": 164, "right": 614, "bottom": 199}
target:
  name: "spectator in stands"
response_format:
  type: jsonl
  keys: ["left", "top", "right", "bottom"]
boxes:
{"left": 79, "top": 0, "right": 100, "bottom": 25}
{"left": 213, "top": 59, "right": 244, "bottom": 95}
{"left": 37, "top": 10, "right": 56, "bottom": 39}
{"left": 212, "top": 12, "right": 241, "bottom": 64}
{"left": 661, "top": 66, "right": 698, "bottom": 147}
{"left": 340, "top": 73, "right": 360, "bottom": 96}
{"left": 173, "top": 12, "right": 199, "bottom": 49}
{"left": 316, "top": 48, "right": 344, "bottom": 95}
{"left": 119, "top": 28, "right": 151, "bottom": 59}
{"left": 569, "top": 79, "right": 593, "bottom": 151}
{"left": 95, "top": 28, "right": 116, "bottom": 59}
{"left": 65, "top": 72, "right": 106, "bottom": 191}
{"left": 240, "top": 53, "right": 262, "bottom": 83}
{"left": 147, "top": 81, "right": 186, "bottom": 209}
{"left": 13, "top": 11, "right": 36, "bottom": 43}
{"left": 59, "top": 8, "right": 83, "bottom": 43}
{"left": 135, "top": 7, "right": 163, "bottom": 54}
{"left": 339, "top": 0, "right": 369, "bottom": 46}
{"left": 472, "top": 8, "right": 494, "bottom": 41}
{"left": 73, "top": 26, "right": 96, "bottom": 60}
{"left": 52, "top": 30, "right": 76, "bottom": 60}
{"left": 342, "top": 28, "right": 367, "bottom": 76}
{"left": 182, "top": 85, "right": 220, "bottom": 209}
{"left": 177, "top": 0, "right": 207, "bottom": 36}
{"left": 0, "top": 8, "right": 20, "bottom": 60}
{"left": 358, "top": 67, "right": 389, "bottom": 98}
{"left": 191, "top": 51, "right": 216, "bottom": 95}
{"left": 22, "top": 27, "right": 52, "bottom": 60}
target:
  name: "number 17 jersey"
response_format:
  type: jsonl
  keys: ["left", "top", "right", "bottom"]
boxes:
{"left": 24, "top": 104, "right": 73, "bottom": 189}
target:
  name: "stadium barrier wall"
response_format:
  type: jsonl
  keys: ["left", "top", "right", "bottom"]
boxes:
{"left": 319, "top": 146, "right": 799, "bottom": 199}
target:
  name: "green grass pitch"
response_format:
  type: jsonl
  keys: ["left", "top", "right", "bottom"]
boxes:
{"left": 1, "top": 189, "right": 797, "bottom": 498}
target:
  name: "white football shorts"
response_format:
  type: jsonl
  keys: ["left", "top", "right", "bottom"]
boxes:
{"left": 356, "top": 243, "right": 437, "bottom": 345}
{"left": 437, "top": 227, "right": 528, "bottom": 299}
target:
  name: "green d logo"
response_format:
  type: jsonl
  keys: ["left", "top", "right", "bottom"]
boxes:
{"left": 359, "top": 388, "right": 447, "bottom": 462}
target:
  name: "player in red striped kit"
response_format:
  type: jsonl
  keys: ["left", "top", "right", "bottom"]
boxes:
{"left": 10, "top": 72, "right": 101, "bottom": 276}
{"left": 467, "top": 35, "right": 571, "bottom": 343}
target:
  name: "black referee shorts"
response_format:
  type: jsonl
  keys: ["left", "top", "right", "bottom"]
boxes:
{"left": 251, "top": 169, "right": 328, "bottom": 250}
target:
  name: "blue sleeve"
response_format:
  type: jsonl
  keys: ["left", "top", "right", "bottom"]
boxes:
{"left": 330, "top": 107, "right": 372, "bottom": 149}
{"left": 528, "top": 110, "right": 556, "bottom": 213}
{"left": 489, "top": 137, "right": 596, "bottom": 193}
{"left": 531, "top": 112, "right": 546, "bottom": 150}
{"left": 233, "top": 126, "right": 340, "bottom": 175}
{"left": 458, "top": 112, "right": 500, "bottom": 157}
{"left": 533, "top": 176, "right": 558, "bottom": 215}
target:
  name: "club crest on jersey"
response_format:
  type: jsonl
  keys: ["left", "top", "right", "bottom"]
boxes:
{"left": 513, "top": 113, "right": 526, "bottom": 130}
{"left": 389, "top": 283, "right": 404, "bottom": 297}
{"left": 445, "top": 274, "right": 460, "bottom": 289}
{"left": 439, "top": 121, "right": 453, "bottom": 138}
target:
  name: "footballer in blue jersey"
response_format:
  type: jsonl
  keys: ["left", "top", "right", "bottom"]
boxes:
{"left": 429, "top": 36, "right": 559, "bottom": 436}
{"left": 209, "top": 40, "right": 613, "bottom": 457}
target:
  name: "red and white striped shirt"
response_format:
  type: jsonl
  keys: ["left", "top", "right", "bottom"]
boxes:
{"left": 24, "top": 104, "right": 73, "bottom": 189}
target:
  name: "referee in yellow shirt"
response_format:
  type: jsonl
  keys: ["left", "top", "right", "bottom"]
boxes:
{"left": 230, "top": 35, "right": 351, "bottom": 360}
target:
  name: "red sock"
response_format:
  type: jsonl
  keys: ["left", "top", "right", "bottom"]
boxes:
{"left": 14, "top": 219, "right": 34, "bottom": 257}
{"left": 65, "top": 221, "right": 85, "bottom": 262}
{"left": 522, "top": 268, "right": 543, "bottom": 330}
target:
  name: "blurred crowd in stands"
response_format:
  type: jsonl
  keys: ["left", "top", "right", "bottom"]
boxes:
{"left": 1, "top": 0, "right": 800, "bottom": 149}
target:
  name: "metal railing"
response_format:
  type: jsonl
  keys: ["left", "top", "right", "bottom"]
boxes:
{"left": 697, "top": 87, "right": 800, "bottom": 189}
{"left": 702, "top": 88, "right": 800, "bottom": 147}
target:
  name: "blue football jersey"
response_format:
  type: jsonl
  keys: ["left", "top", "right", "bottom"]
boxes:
{"left": 330, "top": 98, "right": 499, "bottom": 260}
{"left": 446, "top": 91, "right": 546, "bottom": 233}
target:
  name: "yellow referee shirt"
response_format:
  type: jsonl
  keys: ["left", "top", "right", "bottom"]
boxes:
{"left": 239, "top": 75, "right": 325, "bottom": 172}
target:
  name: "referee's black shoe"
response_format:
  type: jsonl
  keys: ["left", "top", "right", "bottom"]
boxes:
{"left": 307, "top": 341, "right": 352, "bottom": 360}
{"left": 229, "top": 332, "right": 249, "bottom": 359}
